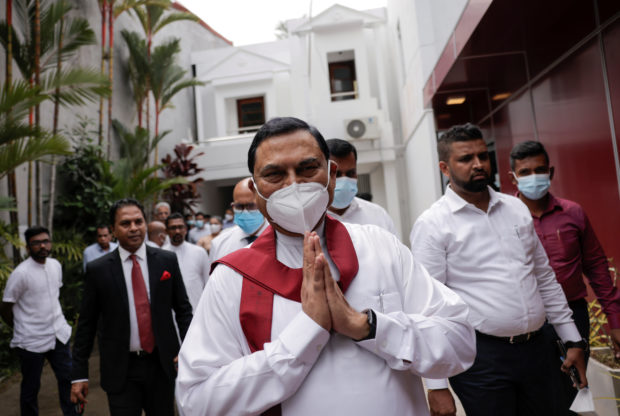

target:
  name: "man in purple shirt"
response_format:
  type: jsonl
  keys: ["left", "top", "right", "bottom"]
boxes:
{"left": 510, "top": 140, "right": 619, "bottom": 411}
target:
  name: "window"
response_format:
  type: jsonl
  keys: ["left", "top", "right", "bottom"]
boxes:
{"left": 236, "top": 97, "right": 265, "bottom": 133}
{"left": 327, "top": 50, "right": 357, "bottom": 101}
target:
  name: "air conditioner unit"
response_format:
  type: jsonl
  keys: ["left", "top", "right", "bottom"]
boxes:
{"left": 344, "top": 116, "right": 380, "bottom": 140}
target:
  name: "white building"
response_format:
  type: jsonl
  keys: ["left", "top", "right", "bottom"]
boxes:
{"left": 191, "top": 5, "right": 409, "bottom": 239}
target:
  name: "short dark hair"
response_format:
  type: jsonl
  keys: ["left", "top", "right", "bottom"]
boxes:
{"left": 166, "top": 212, "right": 185, "bottom": 227}
{"left": 25, "top": 226, "right": 49, "bottom": 245}
{"left": 109, "top": 198, "right": 146, "bottom": 226}
{"left": 195, "top": 212, "right": 206, "bottom": 218}
{"left": 326, "top": 138, "right": 357, "bottom": 161}
{"left": 509, "top": 140, "right": 550, "bottom": 171}
{"left": 96, "top": 224, "right": 111, "bottom": 232}
{"left": 247, "top": 117, "right": 330, "bottom": 174}
{"left": 437, "top": 123, "right": 484, "bottom": 162}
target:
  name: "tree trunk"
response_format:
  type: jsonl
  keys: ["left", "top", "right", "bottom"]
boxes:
{"left": 98, "top": 0, "right": 107, "bottom": 146}
{"left": 6, "top": 0, "right": 20, "bottom": 265}
{"left": 106, "top": 1, "right": 114, "bottom": 157}
{"left": 34, "top": 0, "right": 42, "bottom": 226}
{"left": 47, "top": 15, "right": 65, "bottom": 232}
{"left": 27, "top": 93, "right": 33, "bottom": 227}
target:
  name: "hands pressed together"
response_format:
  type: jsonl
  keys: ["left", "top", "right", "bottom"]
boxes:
{"left": 301, "top": 231, "right": 369, "bottom": 341}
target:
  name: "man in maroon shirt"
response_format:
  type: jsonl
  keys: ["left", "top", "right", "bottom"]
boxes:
{"left": 510, "top": 140, "right": 619, "bottom": 411}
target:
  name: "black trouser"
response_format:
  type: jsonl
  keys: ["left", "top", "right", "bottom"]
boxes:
{"left": 16, "top": 339, "right": 76, "bottom": 416}
{"left": 542, "top": 298, "right": 590, "bottom": 415}
{"left": 106, "top": 351, "right": 175, "bottom": 416}
{"left": 449, "top": 330, "right": 555, "bottom": 416}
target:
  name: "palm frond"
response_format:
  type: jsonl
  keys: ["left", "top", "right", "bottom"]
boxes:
{"left": 39, "top": 68, "right": 110, "bottom": 106}
{"left": 0, "top": 133, "right": 71, "bottom": 180}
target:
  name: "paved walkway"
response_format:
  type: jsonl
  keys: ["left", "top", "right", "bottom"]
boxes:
{"left": 0, "top": 352, "right": 109, "bottom": 416}
{"left": 0, "top": 353, "right": 464, "bottom": 415}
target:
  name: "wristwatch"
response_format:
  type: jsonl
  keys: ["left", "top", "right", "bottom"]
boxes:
{"left": 564, "top": 339, "right": 589, "bottom": 351}
{"left": 358, "top": 309, "right": 377, "bottom": 341}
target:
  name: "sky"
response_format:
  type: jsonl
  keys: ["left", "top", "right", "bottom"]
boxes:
{"left": 177, "top": 0, "right": 387, "bottom": 46}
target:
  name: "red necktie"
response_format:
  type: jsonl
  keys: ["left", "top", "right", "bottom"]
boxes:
{"left": 130, "top": 254, "right": 155, "bottom": 353}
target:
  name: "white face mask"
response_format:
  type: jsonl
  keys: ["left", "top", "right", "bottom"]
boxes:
{"left": 210, "top": 224, "right": 222, "bottom": 233}
{"left": 254, "top": 161, "right": 331, "bottom": 234}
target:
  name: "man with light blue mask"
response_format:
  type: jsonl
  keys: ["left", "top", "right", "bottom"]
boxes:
{"left": 208, "top": 177, "right": 267, "bottom": 265}
{"left": 511, "top": 140, "right": 619, "bottom": 414}
{"left": 326, "top": 139, "right": 397, "bottom": 236}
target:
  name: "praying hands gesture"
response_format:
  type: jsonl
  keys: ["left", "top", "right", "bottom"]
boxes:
{"left": 302, "top": 232, "right": 370, "bottom": 340}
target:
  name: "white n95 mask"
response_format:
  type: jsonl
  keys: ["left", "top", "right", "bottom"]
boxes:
{"left": 253, "top": 162, "right": 331, "bottom": 234}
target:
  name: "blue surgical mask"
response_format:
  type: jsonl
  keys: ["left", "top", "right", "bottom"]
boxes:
{"left": 186, "top": 219, "right": 195, "bottom": 226}
{"left": 514, "top": 173, "right": 551, "bottom": 200}
{"left": 331, "top": 177, "right": 358, "bottom": 209}
{"left": 195, "top": 220, "right": 204, "bottom": 229}
{"left": 234, "top": 209, "right": 264, "bottom": 235}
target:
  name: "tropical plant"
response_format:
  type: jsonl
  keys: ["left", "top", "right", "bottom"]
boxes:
{"left": 161, "top": 143, "right": 204, "bottom": 214}
{"left": 149, "top": 38, "right": 203, "bottom": 164}
{"left": 120, "top": 29, "right": 149, "bottom": 127}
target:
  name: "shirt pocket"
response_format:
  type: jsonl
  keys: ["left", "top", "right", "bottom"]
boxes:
{"left": 513, "top": 224, "right": 537, "bottom": 263}
{"left": 369, "top": 291, "right": 403, "bottom": 314}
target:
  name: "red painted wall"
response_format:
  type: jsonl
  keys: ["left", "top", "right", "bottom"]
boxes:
{"left": 493, "top": 33, "right": 620, "bottom": 267}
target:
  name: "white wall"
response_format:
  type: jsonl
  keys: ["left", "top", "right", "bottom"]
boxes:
{"left": 386, "top": 0, "right": 468, "bottom": 232}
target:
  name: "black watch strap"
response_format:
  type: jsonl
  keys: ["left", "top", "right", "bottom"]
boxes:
{"left": 564, "top": 339, "right": 588, "bottom": 350}
{"left": 358, "top": 309, "right": 377, "bottom": 341}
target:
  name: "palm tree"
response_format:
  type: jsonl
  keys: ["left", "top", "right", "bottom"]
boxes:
{"left": 130, "top": 0, "right": 198, "bottom": 134}
{"left": 149, "top": 38, "right": 203, "bottom": 164}
{"left": 121, "top": 29, "right": 149, "bottom": 127}
{"left": 0, "top": 0, "right": 106, "bottom": 226}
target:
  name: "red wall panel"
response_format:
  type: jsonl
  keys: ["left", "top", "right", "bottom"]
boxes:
{"left": 530, "top": 39, "right": 620, "bottom": 265}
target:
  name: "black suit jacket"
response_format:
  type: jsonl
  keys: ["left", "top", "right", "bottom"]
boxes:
{"left": 72, "top": 245, "right": 193, "bottom": 393}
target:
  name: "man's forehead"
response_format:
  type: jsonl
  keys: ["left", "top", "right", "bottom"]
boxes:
{"left": 451, "top": 139, "right": 487, "bottom": 152}
{"left": 514, "top": 154, "right": 549, "bottom": 169}
{"left": 168, "top": 218, "right": 185, "bottom": 226}
{"left": 255, "top": 131, "right": 324, "bottom": 166}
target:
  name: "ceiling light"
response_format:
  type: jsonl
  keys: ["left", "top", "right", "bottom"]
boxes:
{"left": 492, "top": 92, "right": 511, "bottom": 101}
{"left": 446, "top": 96, "right": 466, "bottom": 105}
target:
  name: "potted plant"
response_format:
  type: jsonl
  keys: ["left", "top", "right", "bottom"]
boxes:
{"left": 586, "top": 261, "right": 620, "bottom": 415}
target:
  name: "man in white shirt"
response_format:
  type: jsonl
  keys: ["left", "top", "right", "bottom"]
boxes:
{"left": 163, "top": 213, "right": 210, "bottom": 311}
{"left": 82, "top": 225, "right": 118, "bottom": 272}
{"left": 208, "top": 178, "right": 268, "bottom": 264}
{"left": 176, "top": 116, "right": 476, "bottom": 415}
{"left": 326, "top": 138, "right": 397, "bottom": 235}
{"left": 146, "top": 220, "right": 167, "bottom": 248}
{"left": 1, "top": 226, "right": 75, "bottom": 416}
{"left": 187, "top": 212, "right": 211, "bottom": 244}
{"left": 410, "top": 123, "right": 587, "bottom": 416}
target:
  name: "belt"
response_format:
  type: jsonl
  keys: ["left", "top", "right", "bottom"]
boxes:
{"left": 476, "top": 328, "right": 543, "bottom": 344}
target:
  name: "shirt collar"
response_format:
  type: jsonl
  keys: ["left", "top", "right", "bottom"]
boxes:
{"left": 118, "top": 241, "right": 147, "bottom": 262}
{"left": 542, "top": 192, "right": 562, "bottom": 214}
{"left": 444, "top": 185, "right": 501, "bottom": 213}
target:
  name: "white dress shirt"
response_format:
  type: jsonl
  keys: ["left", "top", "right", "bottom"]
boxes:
{"left": 117, "top": 243, "right": 151, "bottom": 352}
{"left": 162, "top": 241, "right": 209, "bottom": 311}
{"left": 329, "top": 197, "right": 398, "bottom": 236}
{"left": 176, "top": 221, "right": 475, "bottom": 415}
{"left": 410, "top": 186, "right": 581, "bottom": 389}
{"left": 208, "top": 221, "right": 269, "bottom": 265}
{"left": 82, "top": 241, "right": 117, "bottom": 271}
{"left": 188, "top": 224, "right": 212, "bottom": 244}
{"left": 3, "top": 257, "right": 72, "bottom": 352}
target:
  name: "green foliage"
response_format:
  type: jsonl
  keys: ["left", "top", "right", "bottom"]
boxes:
{"left": 55, "top": 117, "right": 114, "bottom": 234}
{"left": 0, "top": 221, "right": 22, "bottom": 378}
{"left": 51, "top": 228, "right": 86, "bottom": 326}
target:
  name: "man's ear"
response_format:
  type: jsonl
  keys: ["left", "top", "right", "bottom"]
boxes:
{"left": 509, "top": 171, "right": 518, "bottom": 186}
{"left": 248, "top": 178, "right": 256, "bottom": 193}
{"left": 438, "top": 161, "right": 450, "bottom": 178}
{"left": 549, "top": 166, "right": 555, "bottom": 181}
{"left": 329, "top": 159, "right": 338, "bottom": 177}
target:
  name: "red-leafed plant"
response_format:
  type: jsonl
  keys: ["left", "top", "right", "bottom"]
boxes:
{"left": 161, "top": 143, "right": 204, "bottom": 214}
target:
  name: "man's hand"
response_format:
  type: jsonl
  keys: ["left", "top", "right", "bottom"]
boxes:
{"left": 71, "top": 381, "right": 89, "bottom": 404}
{"left": 562, "top": 347, "right": 588, "bottom": 389}
{"left": 427, "top": 389, "right": 456, "bottom": 416}
{"left": 314, "top": 237, "right": 369, "bottom": 340}
{"left": 609, "top": 328, "right": 620, "bottom": 359}
{"left": 301, "top": 232, "right": 331, "bottom": 331}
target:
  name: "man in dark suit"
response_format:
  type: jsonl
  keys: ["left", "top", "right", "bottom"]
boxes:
{"left": 71, "top": 198, "right": 192, "bottom": 415}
